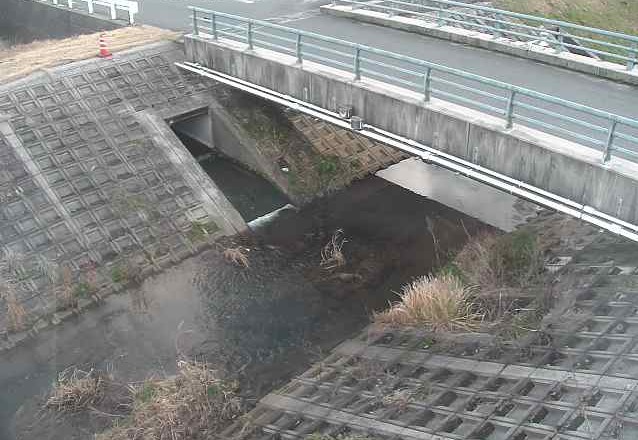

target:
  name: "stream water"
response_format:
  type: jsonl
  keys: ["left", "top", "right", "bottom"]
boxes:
{"left": 1, "top": 169, "right": 490, "bottom": 439}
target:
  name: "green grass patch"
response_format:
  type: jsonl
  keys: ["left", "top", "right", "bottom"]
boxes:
{"left": 316, "top": 156, "right": 340, "bottom": 177}
{"left": 136, "top": 382, "right": 157, "bottom": 404}
{"left": 189, "top": 220, "right": 220, "bottom": 242}
{"left": 436, "top": 261, "right": 465, "bottom": 283}
{"left": 493, "top": 230, "right": 543, "bottom": 287}
{"left": 111, "top": 266, "right": 128, "bottom": 284}
{"left": 73, "top": 282, "right": 92, "bottom": 298}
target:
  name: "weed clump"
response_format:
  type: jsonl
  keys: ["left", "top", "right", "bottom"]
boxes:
{"left": 98, "top": 360, "right": 242, "bottom": 440}
{"left": 223, "top": 247, "right": 250, "bottom": 268}
{"left": 111, "top": 266, "right": 128, "bottom": 284}
{"left": 455, "top": 230, "right": 543, "bottom": 289}
{"left": 375, "top": 275, "right": 483, "bottom": 332}
{"left": 321, "top": 229, "right": 347, "bottom": 270}
{"left": 2, "top": 284, "right": 28, "bottom": 332}
{"left": 189, "top": 220, "right": 219, "bottom": 242}
{"left": 45, "top": 367, "right": 105, "bottom": 413}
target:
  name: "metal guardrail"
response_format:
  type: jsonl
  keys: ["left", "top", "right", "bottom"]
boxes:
{"left": 36, "top": 0, "right": 139, "bottom": 24}
{"left": 331, "top": 0, "right": 638, "bottom": 71}
{"left": 189, "top": 7, "right": 638, "bottom": 164}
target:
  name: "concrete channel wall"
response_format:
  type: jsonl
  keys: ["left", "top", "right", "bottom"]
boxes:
{"left": 0, "top": 0, "right": 121, "bottom": 44}
{"left": 184, "top": 35, "right": 638, "bottom": 227}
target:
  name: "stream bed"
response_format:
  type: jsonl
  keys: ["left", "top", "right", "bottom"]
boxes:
{"left": 1, "top": 176, "right": 488, "bottom": 440}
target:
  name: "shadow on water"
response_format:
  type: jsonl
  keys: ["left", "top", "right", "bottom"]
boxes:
{"left": 175, "top": 132, "right": 290, "bottom": 222}
{"left": 1, "top": 176, "right": 489, "bottom": 440}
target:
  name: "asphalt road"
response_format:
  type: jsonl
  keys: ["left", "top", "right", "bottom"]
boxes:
{"left": 135, "top": 0, "right": 638, "bottom": 154}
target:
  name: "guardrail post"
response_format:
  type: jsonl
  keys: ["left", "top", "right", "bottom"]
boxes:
{"left": 556, "top": 31, "right": 564, "bottom": 53}
{"left": 505, "top": 90, "right": 516, "bottom": 129}
{"left": 493, "top": 13, "right": 502, "bottom": 38}
{"left": 423, "top": 68, "right": 432, "bottom": 102}
{"left": 296, "top": 34, "right": 303, "bottom": 64}
{"left": 110, "top": 2, "right": 116, "bottom": 20}
{"left": 603, "top": 120, "right": 617, "bottom": 163}
{"left": 87, "top": 0, "right": 93, "bottom": 14}
{"left": 437, "top": 7, "right": 445, "bottom": 26}
{"left": 67, "top": 0, "right": 72, "bottom": 8}
{"left": 247, "top": 22, "right": 254, "bottom": 50}
{"left": 353, "top": 47, "right": 361, "bottom": 80}
{"left": 211, "top": 13, "right": 218, "bottom": 40}
{"left": 628, "top": 43, "right": 637, "bottom": 71}
{"left": 192, "top": 9, "right": 199, "bottom": 36}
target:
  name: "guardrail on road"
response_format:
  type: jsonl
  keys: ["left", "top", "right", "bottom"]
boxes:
{"left": 330, "top": 0, "right": 638, "bottom": 71}
{"left": 189, "top": 7, "right": 638, "bottom": 164}
{"left": 36, "top": 0, "right": 139, "bottom": 24}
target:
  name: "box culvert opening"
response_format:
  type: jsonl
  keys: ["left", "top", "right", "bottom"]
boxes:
{"left": 170, "top": 111, "right": 290, "bottom": 224}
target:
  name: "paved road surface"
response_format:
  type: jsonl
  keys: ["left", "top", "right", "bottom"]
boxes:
{"left": 136, "top": 0, "right": 638, "bottom": 120}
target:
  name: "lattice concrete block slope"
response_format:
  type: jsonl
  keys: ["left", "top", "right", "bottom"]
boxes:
{"left": 223, "top": 234, "right": 638, "bottom": 440}
{"left": 0, "top": 43, "right": 244, "bottom": 343}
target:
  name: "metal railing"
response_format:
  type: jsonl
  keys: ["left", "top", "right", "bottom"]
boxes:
{"left": 189, "top": 7, "right": 638, "bottom": 164}
{"left": 36, "top": 0, "right": 139, "bottom": 24}
{"left": 330, "top": 0, "right": 638, "bottom": 70}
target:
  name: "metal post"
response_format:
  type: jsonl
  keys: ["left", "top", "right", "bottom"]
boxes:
{"left": 493, "top": 13, "right": 502, "bottom": 38}
{"left": 192, "top": 9, "right": 199, "bottom": 36}
{"left": 556, "top": 32, "right": 564, "bottom": 53}
{"left": 247, "top": 22, "right": 253, "bottom": 50}
{"left": 423, "top": 68, "right": 432, "bottom": 102}
{"left": 627, "top": 43, "right": 637, "bottom": 71}
{"left": 67, "top": 0, "right": 72, "bottom": 8}
{"left": 87, "top": 0, "right": 93, "bottom": 14}
{"left": 110, "top": 2, "right": 116, "bottom": 20}
{"left": 353, "top": 47, "right": 361, "bottom": 80}
{"left": 296, "top": 34, "right": 303, "bottom": 64}
{"left": 437, "top": 7, "right": 444, "bottom": 26}
{"left": 505, "top": 90, "right": 516, "bottom": 129}
{"left": 603, "top": 119, "right": 617, "bottom": 163}
{"left": 212, "top": 13, "right": 218, "bottom": 40}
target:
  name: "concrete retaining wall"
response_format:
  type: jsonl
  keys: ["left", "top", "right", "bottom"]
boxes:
{"left": 321, "top": 5, "right": 638, "bottom": 86}
{"left": 0, "top": 0, "right": 121, "bottom": 45}
{"left": 184, "top": 35, "right": 638, "bottom": 226}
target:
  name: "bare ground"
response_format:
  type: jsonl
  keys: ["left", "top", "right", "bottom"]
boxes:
{"left": 0, "top": 26, "right": 179, "bottom": 83}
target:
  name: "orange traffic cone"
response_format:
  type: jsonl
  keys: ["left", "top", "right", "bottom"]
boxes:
{"left": 98, "top": 33, "right": 112, "bottom": 59}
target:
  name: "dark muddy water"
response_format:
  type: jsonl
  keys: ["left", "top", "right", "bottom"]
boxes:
{"left": 175, "top": 132, "right": 290, "bottom": 222}
{"left": 1, "top": 177, "right": 487, "bottom": 440}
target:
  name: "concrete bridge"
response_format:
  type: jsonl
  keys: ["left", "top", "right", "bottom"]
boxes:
{"left": 180, "top": 9, "right": 638, "bottom": 241}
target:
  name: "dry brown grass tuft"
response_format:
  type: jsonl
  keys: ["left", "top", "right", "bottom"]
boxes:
{"left": 3, "top": 285, "right": 28, "bottom": 332}
{"left": 57, "top": 265, "right": 78, "bottom": 310}
{"left": 5, "top": 292, "right": 27, "bottom": 332}
{"left": 45, "top": 367, "right": 105, "bottom": 413}
{"left": 223, "top": 247, "right": 250, "bottom": 268}
{"left": 321, "top": 229, "right": 347, "bottom": 270}
{"left": 455, "top": 230, "right": 543, "bottom": 289}
{"left": 375, "top": 275, "right": 483, "bottom": 332}
{"left": 98, "top": 360, "right": 242, "bottom": 440}
{"left": 455, "top": 232, "right": 500, "bottom": 288}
